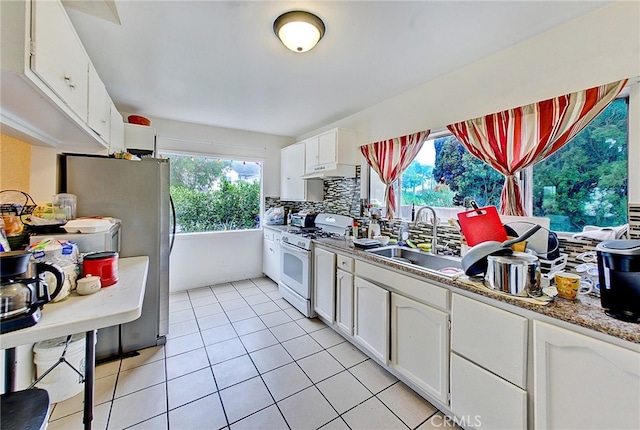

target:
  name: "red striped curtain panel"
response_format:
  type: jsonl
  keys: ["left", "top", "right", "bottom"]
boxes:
{"left": 360, "top": 130, "right": 430, "bottom": 218}
{"left": 447, "top": 79, "right": 627, "bottom": 216}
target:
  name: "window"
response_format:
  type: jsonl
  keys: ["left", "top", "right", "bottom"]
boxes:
{"left": 369, "top": 97, "right": 629, "bottom": 232}
{"left": 531, "top": 97, "right": 628, "bottom": 232}
{"left": 159, "top": 152, "right": 262, "bottom": 233}
{"left": 369, "top": 134, "right": 503, "bottom": 219}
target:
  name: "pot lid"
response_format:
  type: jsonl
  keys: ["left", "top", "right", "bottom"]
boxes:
{"left": 596, "top": 240, "right": 640, "bottom": 256}
{"left": 84, "top": 251, "right": 118, "bottom": 260}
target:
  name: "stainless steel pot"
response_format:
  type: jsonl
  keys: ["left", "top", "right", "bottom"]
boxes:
{"left": 485, "top": 252, "right": 541, "bottom": 297}
{"left": 462, "top": 224, "right": 542, "bottom": 277}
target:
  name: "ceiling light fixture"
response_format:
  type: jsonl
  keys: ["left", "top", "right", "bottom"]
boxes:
{"left": 273, "top": 11, "right": 325, "bottom": 53}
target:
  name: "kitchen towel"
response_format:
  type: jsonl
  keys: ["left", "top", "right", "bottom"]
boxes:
{"left": 572, "top": 224, "right": 629, "bottom": 241}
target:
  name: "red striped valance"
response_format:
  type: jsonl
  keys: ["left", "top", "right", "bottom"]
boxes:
{"left": 360, "top": 131, "right": 430, "bottom": 218}
{"left": 447, "top": 79, "right": 628, "bottom": 216}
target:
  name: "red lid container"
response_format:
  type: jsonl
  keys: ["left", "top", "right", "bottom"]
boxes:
{"left": 83, "top": 252, "right": 118, "bottom": 287}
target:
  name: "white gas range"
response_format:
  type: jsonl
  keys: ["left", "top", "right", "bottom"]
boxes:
{"left": 279, "top": 213, "right": 353, "bottom": 317}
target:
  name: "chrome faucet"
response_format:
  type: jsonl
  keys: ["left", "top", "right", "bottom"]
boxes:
{"left": 413, "top": 206, "right": 438, "bottom": 253}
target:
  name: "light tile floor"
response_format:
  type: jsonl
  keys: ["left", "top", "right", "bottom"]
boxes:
{"left": 47, "top": 277, "right": 458, "bottom": 430}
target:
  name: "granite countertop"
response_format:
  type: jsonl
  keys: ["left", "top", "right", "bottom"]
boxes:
{"left": 314, "top": 237, "right": 640, "bottom": 345}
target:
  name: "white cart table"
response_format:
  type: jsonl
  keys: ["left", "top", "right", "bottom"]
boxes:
{"left": 1, "top": 256, "right": 148, "bottom": 430}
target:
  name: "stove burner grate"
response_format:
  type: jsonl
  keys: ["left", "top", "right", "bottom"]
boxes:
{"left": 286, "top": 226, "right": 346, "bottom": 239}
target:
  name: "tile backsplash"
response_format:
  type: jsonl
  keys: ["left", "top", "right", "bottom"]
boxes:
{"left": 266, "top": 166, "right": 362, "bottom": 218}
{"left": 629, "top": 203, "right": 640, "bottom": 240}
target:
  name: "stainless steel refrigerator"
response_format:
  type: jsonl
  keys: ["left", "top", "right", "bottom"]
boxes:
{"left": 60, "top": 155, "right": 171, "bottom": 361}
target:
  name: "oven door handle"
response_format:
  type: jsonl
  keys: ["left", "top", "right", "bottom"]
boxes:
{"left": 281, "top": 240, "right": 311, "bottom": 256}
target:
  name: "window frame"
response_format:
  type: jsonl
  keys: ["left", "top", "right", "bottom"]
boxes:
{"left": 158, "top": 149, "right": 264, "bottom": 234}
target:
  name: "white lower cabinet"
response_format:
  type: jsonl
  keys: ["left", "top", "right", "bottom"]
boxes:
{"left": 313, "top": 247, "right": 336, "bottom": 322}
{"left": 450, "top": 293, "right": 528, "bottom": 429}
{"left": 451, "top": 294, "right": 528, "bottom": 388}
{"left": 451, "top": 353, "right": 527, "bottom": 430}
{"left": 262, "top": 228, "right": 281, "bottom": 283}
{"left": 533, "top": 321, "right": 640, "bottom": 429}
{"left": 354, "top": 277, "right": 389, "bottom": 363}
{"left": 336, "top": 268, "right": 354, "bottom": 336}
{"left": 390, "top": 293, "right": 449, "bottom": 404}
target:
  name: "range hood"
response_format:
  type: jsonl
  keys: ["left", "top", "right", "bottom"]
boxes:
{"left": 301, "top": 162, "right": 356, "bottom": 179}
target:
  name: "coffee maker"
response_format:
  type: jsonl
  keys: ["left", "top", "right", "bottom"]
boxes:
{"left": 596, "top": 240, "right": 640, "bottom": 323}
{"left": 0, "top": 251, "right": 64, "bottom": 333}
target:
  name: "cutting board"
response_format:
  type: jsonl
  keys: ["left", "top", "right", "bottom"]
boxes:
{"left": 457, "top": 206, "right": 507, "bottom": 246}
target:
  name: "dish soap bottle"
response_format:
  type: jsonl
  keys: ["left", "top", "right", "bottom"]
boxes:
{"left": 352, "top": 221, "right": 359, "bottom": 239}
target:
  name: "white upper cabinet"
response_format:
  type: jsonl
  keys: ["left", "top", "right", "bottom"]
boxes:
{"left": 0, "top": 0, "right": 116, "bottom": 151}
{"left": 109, "top": 102, "right": 125, "bottom": 153}
{"left": 87, "top": 63, "right": 111, "bottom": 141}
{"left": 31, "top": 0, "right": 89, "bottom": 123}
{"left": 124, "top": 123, "right": 156, "bottom": 155}
{"left": 303, "top": 128, "right": 357, "bottom": 177}
{"left": 305, "top": 133, "right": 337, "bottom": 170}
{"left": 280, "top": 143, "right": 323, "bottom": 201}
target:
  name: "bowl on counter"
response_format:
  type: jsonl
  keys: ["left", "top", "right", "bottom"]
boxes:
{"left": 373, "top": 235, "right": 390, "bottom": 246}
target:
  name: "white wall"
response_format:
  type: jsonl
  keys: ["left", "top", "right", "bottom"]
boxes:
{"left": 169, "top": 230, "right": 264, "bottom": 292}
{"left": 299, "top": 2, "right": 640, "bottom": 144}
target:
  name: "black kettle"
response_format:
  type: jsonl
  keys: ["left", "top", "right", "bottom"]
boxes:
{"left": 0, "top": 251, "right": 65, "bottom": 320}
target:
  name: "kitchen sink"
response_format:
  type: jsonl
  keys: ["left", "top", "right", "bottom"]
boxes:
{"left": 365, "top": 245, "right": 462, "bottom": 277}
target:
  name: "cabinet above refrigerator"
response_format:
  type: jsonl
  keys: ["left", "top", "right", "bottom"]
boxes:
{"left": 124, "top": 123, "right": 156, "bottom": 157}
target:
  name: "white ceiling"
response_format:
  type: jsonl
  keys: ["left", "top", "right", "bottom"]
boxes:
{"left": 65, "top": 1, "right": 610, "bottom": 138}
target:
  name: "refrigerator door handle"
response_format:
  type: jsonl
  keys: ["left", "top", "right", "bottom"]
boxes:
{"left": 170, "top": 195, "right": 176, "bottom": 254}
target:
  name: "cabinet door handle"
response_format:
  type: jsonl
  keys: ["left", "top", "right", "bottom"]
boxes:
{"left": 64, "top": 75, "right": 74, "bottom": 87}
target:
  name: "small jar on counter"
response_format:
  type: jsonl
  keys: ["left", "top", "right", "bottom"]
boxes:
{"left": 460, "top": 236, "right": 469, "bottom": 256}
